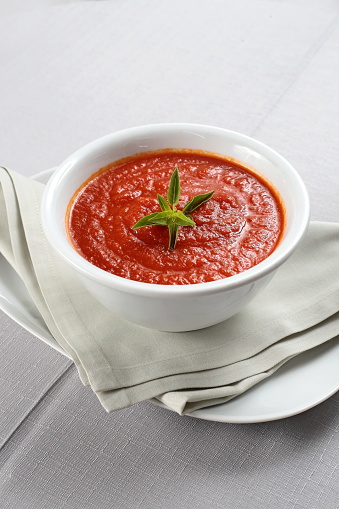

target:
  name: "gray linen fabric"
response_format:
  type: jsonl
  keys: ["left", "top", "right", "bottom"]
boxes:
{"left": 0, "top": 355, "right": 337, "bottom": 509}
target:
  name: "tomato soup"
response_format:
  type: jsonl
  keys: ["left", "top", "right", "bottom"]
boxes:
{"left": 67, "top": 150, "right": 285, "bottom": 285}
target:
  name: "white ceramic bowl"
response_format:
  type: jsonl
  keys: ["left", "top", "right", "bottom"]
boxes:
{"left": 41, "top": 124, "right": 309, "bottom": 331}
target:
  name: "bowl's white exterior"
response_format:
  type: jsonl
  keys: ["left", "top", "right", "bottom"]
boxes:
{"left": 77, "top": 270, "right": 274, "bottom": 331}
{"left": 41, "top": 124, "right": 309, "bottom": 331}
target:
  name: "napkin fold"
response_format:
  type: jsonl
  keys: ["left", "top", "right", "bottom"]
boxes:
{"left": 0, "top": 166, "right": 338, "bottom": 415}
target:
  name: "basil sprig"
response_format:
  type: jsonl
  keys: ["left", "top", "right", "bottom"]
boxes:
{"left": 132, "top": 168, "right": 214, "bottom": 249}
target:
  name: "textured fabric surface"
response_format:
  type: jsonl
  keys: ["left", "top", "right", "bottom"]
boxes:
{"left": 0, "top": 347, "right": 338, "bottom": 509}
{"left": 0, "top": 0, "right": 338, "bottom": 507}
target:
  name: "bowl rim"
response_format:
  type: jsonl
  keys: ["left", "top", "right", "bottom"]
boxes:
{"left": 41, "top": 123, "right": 310, "bottom": 297}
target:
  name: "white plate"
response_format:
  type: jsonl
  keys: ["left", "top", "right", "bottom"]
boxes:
{"left": 0, "top": 169, "right": 338, "bottom": 423}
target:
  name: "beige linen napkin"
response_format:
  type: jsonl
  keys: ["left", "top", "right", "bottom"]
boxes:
{"left": 1, "top": 167, "right": 338, "bottom": 415}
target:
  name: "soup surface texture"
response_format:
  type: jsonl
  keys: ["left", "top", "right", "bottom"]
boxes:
{"left": 67, "top": 150, "right": 285, "bottom": 284}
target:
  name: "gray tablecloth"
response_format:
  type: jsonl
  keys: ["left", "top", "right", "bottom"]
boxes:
{"left": 0, "top": 1, "right": 338, "bottom": 508}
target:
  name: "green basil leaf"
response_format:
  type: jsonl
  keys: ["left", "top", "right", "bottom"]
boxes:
{"left": 182, "top": 191, "right": 215, "bottom": 214}
{"left": 167, "top": 168, "right": 180, "bottom": 207}
{"left": 157, "top": 194, "right": 171, "bottom": 211}
{"left": 132, "top": 210, "right": 173, "bottom": 229}
{"left": 174, "top": 210, "right": 195, "bottom": 226}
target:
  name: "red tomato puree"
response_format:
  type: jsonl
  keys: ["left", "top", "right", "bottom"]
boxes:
{"left": 67, "top": 150, "right": 285, "bottom": 285}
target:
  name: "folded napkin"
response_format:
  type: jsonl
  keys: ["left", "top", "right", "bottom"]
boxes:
{"left": 1, "top": 167, "right": 338, "bottom": 415}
